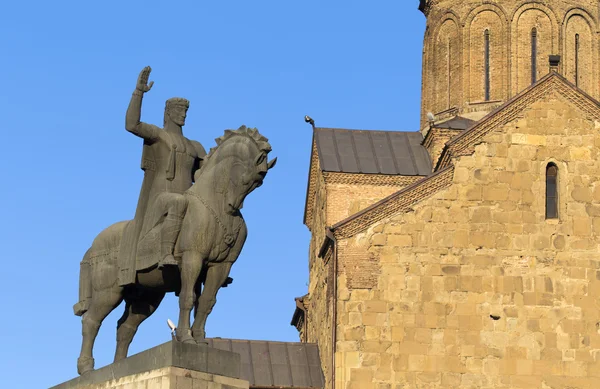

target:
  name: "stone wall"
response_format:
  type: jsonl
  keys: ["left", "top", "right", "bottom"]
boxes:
{"left": 304, "top": 165, "right": 422, "bottom": 388}
{"left": 324, "top": 174, "right": 421, "bottom": 225}
{"left": 420, "top": 0, "right": 599, "bottom": 130}
{"left": 330, "top": 91, "right": 600, "bottom": 388}
{"left": 306, "top": 165, "right": 333, "bottom": 389}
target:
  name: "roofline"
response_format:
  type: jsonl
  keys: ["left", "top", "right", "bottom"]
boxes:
{"left": 302, "top": 131, "right": 317, "bottom": 226}
{"left": 209, "top": 337, "right": 319, "bottom": 345}
{"left": 330, "top": 165, "right": 453, "bottom": 232}
{"left": 447, "top": 72, "right": 553, "bottom": 148}
{"left": 437, "top": 71, "right": 600, "bottom": 170}
{"left": 314, "top": 126, "right": 419, "bottom": 134}
{"left": 322, "top": 170, "right": 427, "bottom": 176}
{"left": 449, "top": 71, "right": 600, "bottom": 147}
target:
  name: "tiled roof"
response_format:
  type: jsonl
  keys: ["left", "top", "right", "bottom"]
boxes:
{"left": 206, "top": 338, "right": 324, "bottom": 388}
{"left": 314, "top": 127, "right": 431, "bottom": 176}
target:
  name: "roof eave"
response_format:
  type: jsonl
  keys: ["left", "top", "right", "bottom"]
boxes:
{"left": 302, "top": 132, "right": 317, "bottom": 227}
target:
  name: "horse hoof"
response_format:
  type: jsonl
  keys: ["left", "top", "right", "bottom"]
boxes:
{"left": 77, "top": 356, "right": 94, "bottom": 375}
{"left": 194, "top": 338, "right": 209, "bottom": 345}
{"left": 176, "top": 331, "right": 195, "bottom": 344}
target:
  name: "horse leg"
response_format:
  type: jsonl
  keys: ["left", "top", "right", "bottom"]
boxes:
{"left": 78, "top": 286, "right": 123, "bottom": 375}
{"left": 114, "top": 290, "right": 165, "bottom": 362}
{"left": 176, "top": 250, "right": 203, "bottom": 344}
{"left": 192, "top": 262, "right": 232, "bottom": 343}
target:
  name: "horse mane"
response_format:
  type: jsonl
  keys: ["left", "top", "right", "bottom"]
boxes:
{"left": 206, "top": 125, "right": 272, "bottom": 159}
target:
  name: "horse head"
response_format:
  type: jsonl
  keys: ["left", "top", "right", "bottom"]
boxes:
{"left": 193, "top": 125, "right": 276, "bottom": 214}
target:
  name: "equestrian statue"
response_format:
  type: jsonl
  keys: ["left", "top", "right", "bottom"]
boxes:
{"left": 72, "top": 66, "right": 276, "bottom": 375}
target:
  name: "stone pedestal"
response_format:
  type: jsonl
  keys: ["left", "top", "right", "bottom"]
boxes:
{"left": 50, "top": 341, "right": 249, "bottom": 389}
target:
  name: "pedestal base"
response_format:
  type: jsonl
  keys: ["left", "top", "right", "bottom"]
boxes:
{"left": 50, "top": 341, "right": 248, "bottom": 389}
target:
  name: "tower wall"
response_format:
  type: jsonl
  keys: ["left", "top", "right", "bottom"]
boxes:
{"left": 420, "top": 0, "right": 599, "bottom": 130}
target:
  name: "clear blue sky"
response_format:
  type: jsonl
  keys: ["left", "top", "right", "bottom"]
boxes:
{"left": 0, "top": 1, "right": 425, "bottom": 387}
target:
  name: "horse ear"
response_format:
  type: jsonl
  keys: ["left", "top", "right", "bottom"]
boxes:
{"left": 267, "top": 157, "right": 277, "bottom": 170}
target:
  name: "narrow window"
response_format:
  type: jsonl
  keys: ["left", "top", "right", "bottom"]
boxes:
{"left": 484, "top": 29, "right": 491, "bottom": 101}
{"left": 531, "top": 28, "right": 538, "bottom": 84}
{"left": 546, "top": 164, "right": 558, "bottom": 219}
{"left": 575, "top": 34, "right": 580, "bottom": 87}
{"left": 447, "top": 39, "right": 451, "bottom": 107}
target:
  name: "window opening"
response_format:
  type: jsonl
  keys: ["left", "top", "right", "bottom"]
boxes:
{"left": 531, "top": 28, "right": 538, "bottom": 84}
{"left": 575, "top": 34, "right": 580, "bottom": 87}
{"left": 546, "top": 164, "right": 558, "bottom": 219}
{"left": 484, "top": 29, "right": 491, "bottom": 100}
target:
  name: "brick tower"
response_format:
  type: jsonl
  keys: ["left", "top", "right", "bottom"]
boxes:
{"left": 418, "top": 0, "right": 600, "bottom": 130}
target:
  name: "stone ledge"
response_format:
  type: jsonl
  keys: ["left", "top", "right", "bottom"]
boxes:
{"left": 50, "top": 341, "right": 241, "bottom": 389}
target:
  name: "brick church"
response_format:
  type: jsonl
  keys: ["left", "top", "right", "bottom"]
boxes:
{"left": 292, "top": 1, "right": 600, "bottom": 388}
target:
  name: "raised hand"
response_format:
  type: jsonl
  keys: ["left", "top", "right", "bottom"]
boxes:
{"left": 136, "top": 66, "right": 154, "bottom": 93}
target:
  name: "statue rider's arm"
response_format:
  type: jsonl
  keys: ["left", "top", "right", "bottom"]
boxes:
{"left": 125, "top": 66, "right": 160, "bottom": 142}
{"left": 125, "top": 90, "right": 160, "bottom": 141}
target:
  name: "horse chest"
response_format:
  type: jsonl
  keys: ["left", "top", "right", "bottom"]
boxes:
{"left": 209, "top": 219, "right": 241, "bottom": 262}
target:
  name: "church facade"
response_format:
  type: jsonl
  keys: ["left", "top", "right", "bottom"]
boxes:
{"left": 293, "top": 1, "right": 600, "bottom": 388}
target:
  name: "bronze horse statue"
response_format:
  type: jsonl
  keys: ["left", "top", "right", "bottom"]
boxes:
{"left": 73, "top": 126, "right": 275, "bottom": 375}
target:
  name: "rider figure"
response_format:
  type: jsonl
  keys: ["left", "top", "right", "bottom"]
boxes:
{"left": 117, "top": 66, "right": 206, "bottom": 287}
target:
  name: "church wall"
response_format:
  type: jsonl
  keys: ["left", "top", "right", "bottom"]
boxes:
{"left": 324, "top": 175, "right": 421, "bottom": 226}
{"left": 306, "top": 167, "right": 335, "bottom": 389}
{"left": 332, "top": 92, "right": 600, "bottom": 388}
{"left": 305, "top": 167, "right": 423, "bottom": 389}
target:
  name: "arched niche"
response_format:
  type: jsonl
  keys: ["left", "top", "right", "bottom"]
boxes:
{"left": 431, "top": 17, "right": 462, "bottom": 114}
{"left": 563, "top": 9, "right": 597, "bottom": 96}
{"left": 511, "top": 3, "right": 558, "bottom": 94}
{"left": 464, "top": 5, "right": 509, "bottom": 103}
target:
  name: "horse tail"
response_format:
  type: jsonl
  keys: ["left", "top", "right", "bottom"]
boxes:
{"left": 73, "top": 248, "right": 92, "bottom": 317}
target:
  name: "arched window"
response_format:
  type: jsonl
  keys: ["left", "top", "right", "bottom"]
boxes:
{"left": 447, "top": 39, "right": 452, "bottom": 108}
{"left": 531, "top": 28, "right": 538, "bottom": 84}
{"left": 484, "top": 29, "right": 491, "bottom": 101}
{"left": 575, "top": 34, "right": 580, "bottom": 87}
{"left": 546, "top": 164, "right": 558, "bottom": 219}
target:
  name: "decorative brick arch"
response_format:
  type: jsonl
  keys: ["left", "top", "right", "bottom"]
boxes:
{"left": 421, "top": 10, "right": 462, "bottom": 129}
{"left": 463, "top": 4, "right": 510, "bottom": 104}
{"left": 511, "top": 1, "right": 561, "bottom": 25}
{"left": 426, "top": 13, "right": 463, "bottom": 117}
{"left": 562, "top": 8, "right": 598, "bottom": 97}
{"left": 563, "top": 7, "right": 598, "bottom": 26}
{"left": 463, "top": 3, "right": 509, "bottom": 28}
{"left": 431, "top": 10, "right": 462, "bottom": 36}
{"left": 510, "top": 2, "right": 559, "bottom": 95}
{"left": 511, "top": 2, "right": 560, "bottom": 46}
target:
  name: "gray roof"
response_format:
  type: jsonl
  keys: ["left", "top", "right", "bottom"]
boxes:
{"left": 314, "top": 127, "right": 431, "bottom": 176}
{"left": 206, "top": 338, "right": 324, "bottom": 388}
{"left": 434, "top": 116, "right": 476, "bottom": 130}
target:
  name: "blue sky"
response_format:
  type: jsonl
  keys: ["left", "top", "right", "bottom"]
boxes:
{"left": 0, "top": 1, "right": 425, "bottom": 387}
